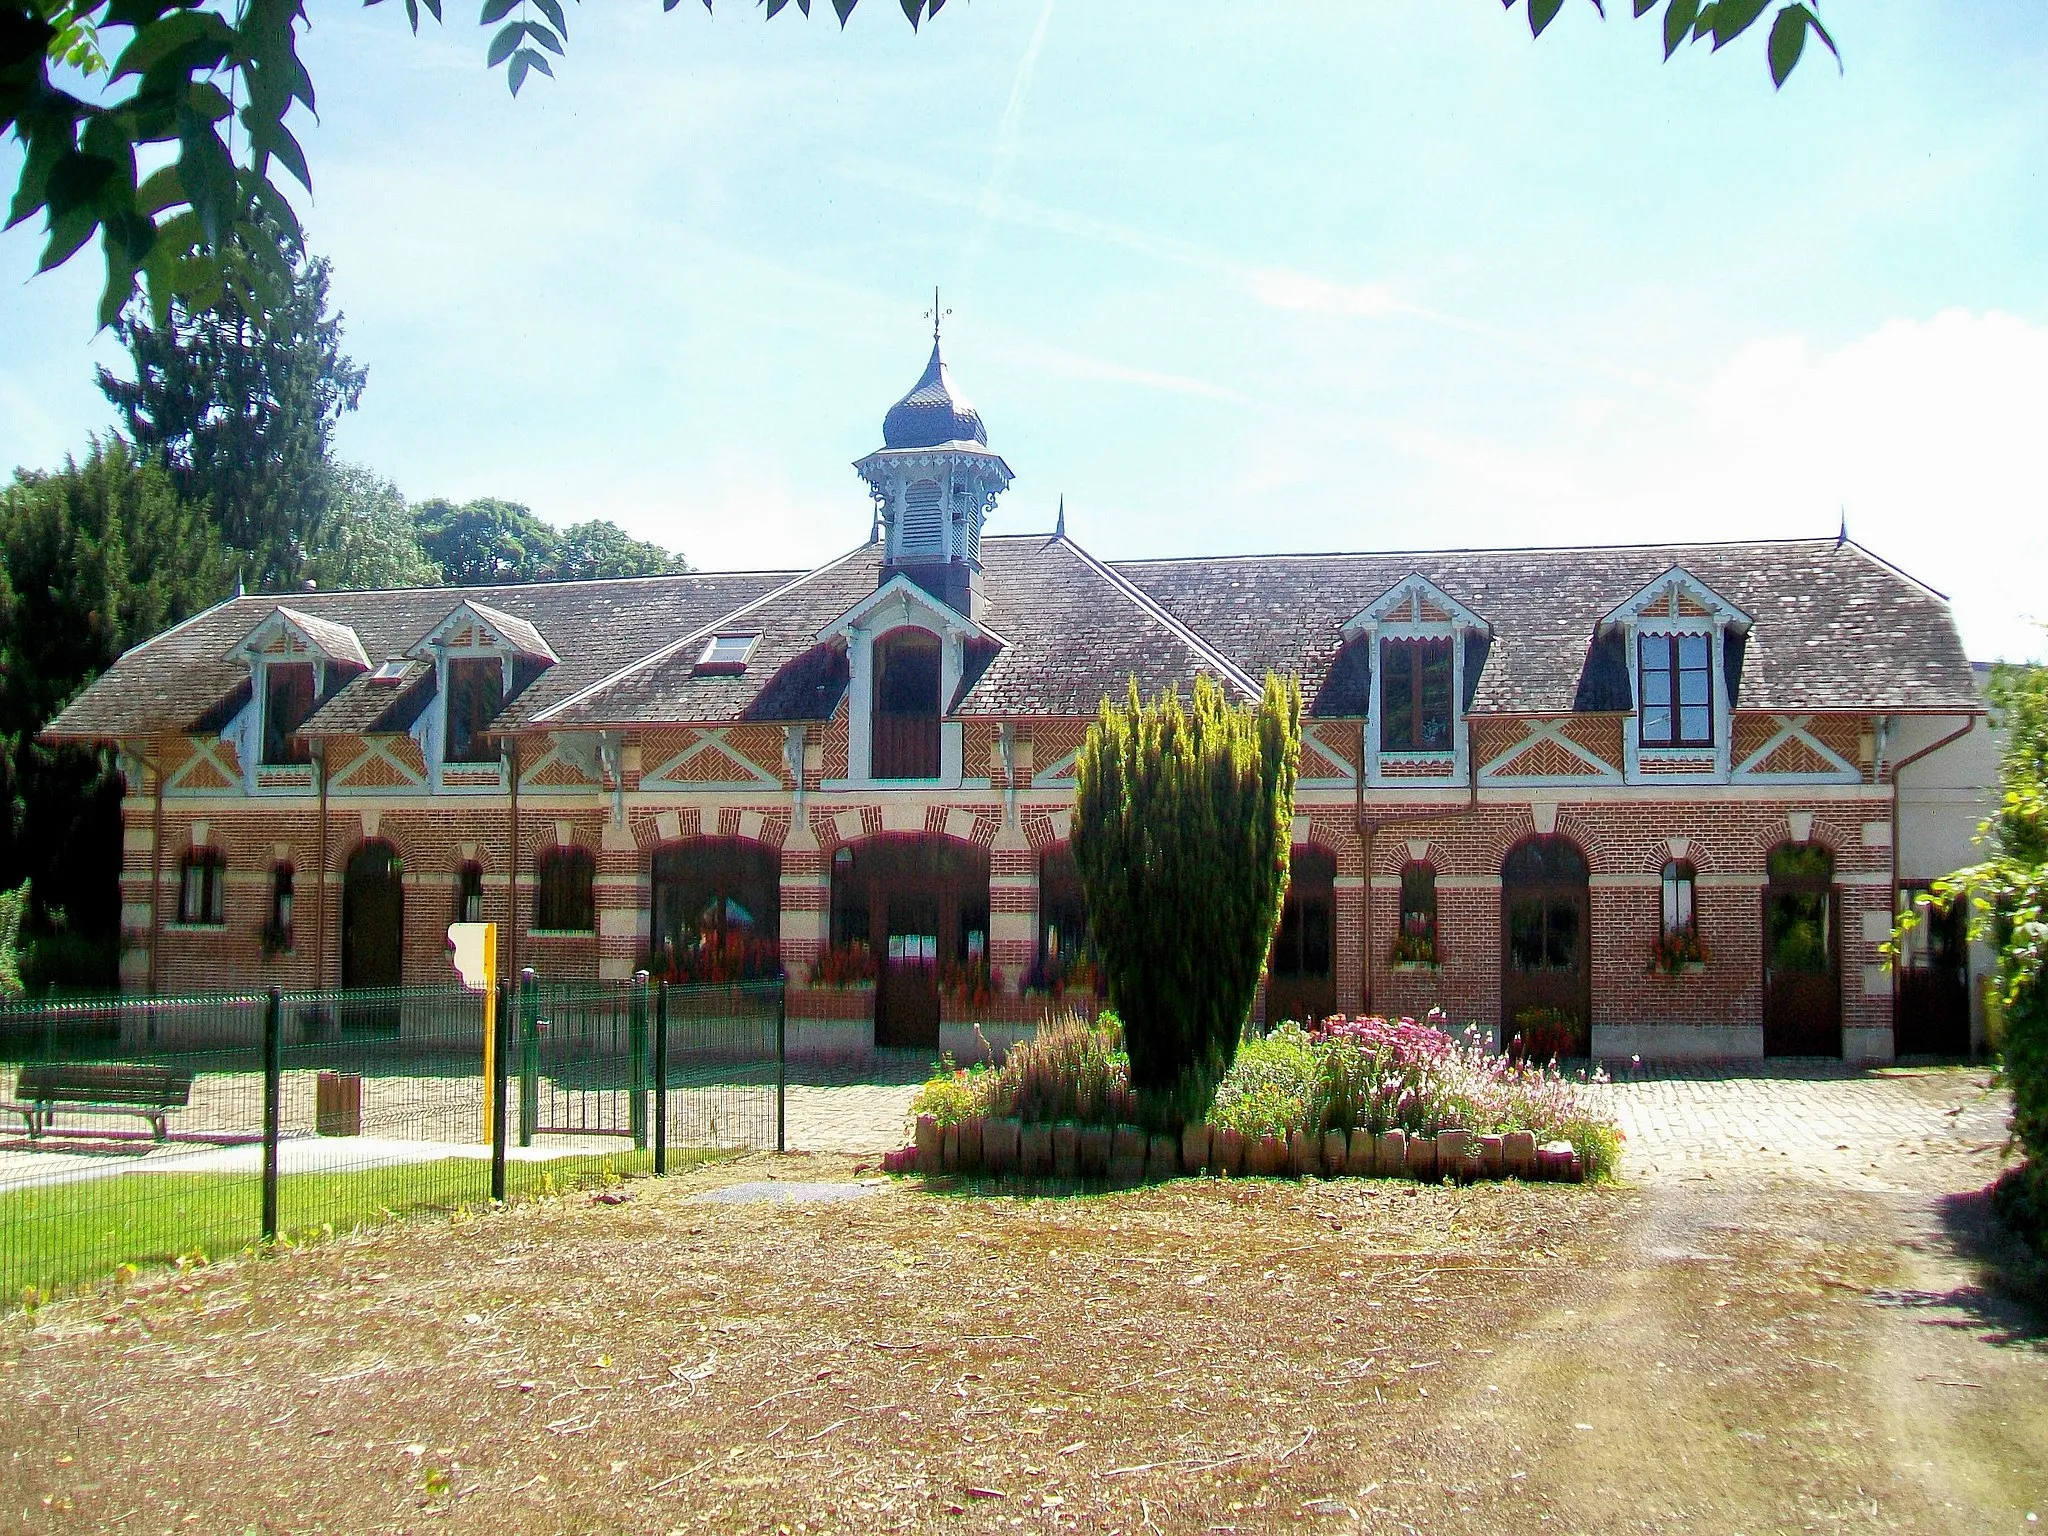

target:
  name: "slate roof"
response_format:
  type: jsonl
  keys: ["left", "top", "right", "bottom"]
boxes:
{"left": 536, "top": 535, "right": 1254, "bottom": 727}
{"left": 44, "top": 533, "right": 1979, "bottom": 746}
{"left": 1111, "top": 538, "right": 1980, "bottom": 716}
{"left": 260, "top": 606, "right": 373, "bottom": 669}
{"left": 881, "top": 341, "right": 988, "bottom": 450}
{"left": 42, "top": 571, "right": 791, "bottom": 742}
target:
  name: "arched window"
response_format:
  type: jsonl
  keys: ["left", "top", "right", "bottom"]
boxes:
{"left": 1032, "top": 847, "right": 1096, "bottom": 993}
{"left": 178, "top": 849, "right": 226, "bottom": 926}
{"left": 533, "top": 845, "right": 595, "bottom": 933}
{"left": 649, "top": 839, "right": 781, "bottom": 981}
{"left": 1660, "top": 860, "right": 1697, "bottom": 941}
{"left": 872, "top": 628, "right": 942, "bottom": 779}
{"left": 265, "top": 864, "right": 295, "bottom": 951}
{"left": 455, "top": 861, "right": 484, "bottom": 926}
{"left": 1395, "top": 862, "right": 1437, "bottom": 965}
{"left": 1268, "top": 846, "right": 1337, "bottom": 1024}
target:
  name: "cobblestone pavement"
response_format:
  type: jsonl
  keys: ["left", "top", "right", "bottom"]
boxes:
{"left": 1603, "top": 1061, "right": 2011, "bottom": 1187}
{"left": 780, "top": 1052, "right": 929, "bottom": 1155}
{"left": 781, "top": 1058, "right": 2019, "bottom": 1175}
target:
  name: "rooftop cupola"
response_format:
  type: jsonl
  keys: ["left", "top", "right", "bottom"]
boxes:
{"left": 855, "top": 298, "right": 1012, "bottom": 621}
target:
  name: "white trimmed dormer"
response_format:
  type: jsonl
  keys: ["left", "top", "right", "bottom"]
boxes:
{"left": 226, "top": 606, "right": 370, "bottom": 793}
{"left": 407, "top": 599, "right": 556, "bottom": 792}
{"left": 818, "top": 574, "right": 1005, "bottom": 790}
{"left": 1342, "top": 575, "right": 1491, "bottom": 790}
{"left": 1600, "top": 567, "right": 1752, "bottom": 784}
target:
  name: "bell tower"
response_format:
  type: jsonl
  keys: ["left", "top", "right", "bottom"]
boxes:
{"left": 854, "top": 298, "right": 1012, "bottom": 620}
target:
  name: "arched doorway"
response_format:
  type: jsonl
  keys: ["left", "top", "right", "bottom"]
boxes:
{"left": 1267, "top": 846, "right": 1337, "bottom": 1025}
{"left": 831, "top": 835, "right": 989, "bottom": 1049}
{"left": 649, "top": 838, "right": 782, "bottom": 982}
{"left": 1763, "top": 842, "right": 1840, "bottom": 1056}
{"left": 1501, "top": 835, "right": 1591, "bottom": 1057}
{"left": 341, "top": 842, "right": 404, "bottom": 1036}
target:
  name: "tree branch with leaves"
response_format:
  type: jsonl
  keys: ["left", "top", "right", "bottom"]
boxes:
{"left": 4, "top": 0, "right": 1842, "bottom": 333}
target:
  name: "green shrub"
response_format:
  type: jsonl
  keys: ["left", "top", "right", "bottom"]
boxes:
{"left": 1908, "top": 659, "right": 2047, "bottom": 1256}
{"left": 0, "top": 881, "right": 24, "bottom": 999}
{"left": 1072, "top": 673, "right": 1301, "bottom": 1125}
{"left": 21, "top": 930, "right": 118, "bottom": 995}
{"left": 908, "top": 1056, "right": 991, "bottom": 1129}
{"left": 1210, "top": 1023, "right": 1321, "bottom": 1136}
{"left": 983, "top": 1010, "right": 1138, "bottom": 1126}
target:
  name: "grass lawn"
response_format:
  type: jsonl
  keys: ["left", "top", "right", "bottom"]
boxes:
{"left": 1, "top": 1148, "right": 728, "bottom": 1302}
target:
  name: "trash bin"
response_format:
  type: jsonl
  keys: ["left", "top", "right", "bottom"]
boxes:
{"left": 316, "top": 1071, "right": 362, "bottom": 1137}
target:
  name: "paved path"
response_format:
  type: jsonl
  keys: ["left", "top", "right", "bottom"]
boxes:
{"left": 1603, "top": 1061, "right": 2009, "bottom": 1185}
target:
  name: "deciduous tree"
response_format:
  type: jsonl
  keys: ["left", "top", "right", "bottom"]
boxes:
{"left": 2, "top": 1, "right": 1844, "bottom": 333}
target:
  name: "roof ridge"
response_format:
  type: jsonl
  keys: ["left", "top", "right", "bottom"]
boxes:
{"left": 1056, "top": 537, "right": 1262, "bottom": 700}
{"left": 533, "top": 542, "right": 875, "bottom": 724}
{"left": 248, "top": 568, "right": 805, "bottom": 602}
{"left": 1106, "top": 534, "right": 1853, "bottom": 567}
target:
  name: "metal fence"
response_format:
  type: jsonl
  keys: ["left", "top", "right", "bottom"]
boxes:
{"left": 0, "top": 974, "right": 785, "bottom": 1305}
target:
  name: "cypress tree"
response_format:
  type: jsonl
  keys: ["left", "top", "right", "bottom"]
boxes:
{"left": 1072, "top": 671, "right": 1302, "bottom": 1123}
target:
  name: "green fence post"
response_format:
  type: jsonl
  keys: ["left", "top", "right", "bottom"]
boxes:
{"left": 653, "top": 983, "right": 669, "bottom": 1176}
{"left": 492, "top": 977, "right": 510, "bottom": 1203}
{"left": 262, "top": 988, "right": 282, "bottom": 1242}
{"left": 518, "top": 968, "right": 539, "bottom": 1149}
{"left": 776, "top": 980, "right": 786, "bottom": 1155}
{"left": 630, "top": 970, "right": 650, "bottom": 1152}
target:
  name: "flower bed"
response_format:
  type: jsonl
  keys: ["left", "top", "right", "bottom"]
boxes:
{"left": 891, "top": 1012, "right": 1620, "bottom": 1184}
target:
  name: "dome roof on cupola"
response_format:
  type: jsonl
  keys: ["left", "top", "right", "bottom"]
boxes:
{"left": 881, "top": 340, "right": 988, "bottom": 450}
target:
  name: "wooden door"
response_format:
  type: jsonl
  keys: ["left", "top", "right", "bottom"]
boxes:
{"left": 877, "top": 892, "right": 941, "bottom": 1049}
{"left": 1500, "top": 836, "right": 1591, "bottom": 1057}
{"left": 1895, "top": 885, "right": 1969, "bottom": 1057}
{"left": 1762, "top": 843, "right": 1840, "bottom": 1057}
{"left": 341, "top": 842, "right": 404, "bottom": 1037}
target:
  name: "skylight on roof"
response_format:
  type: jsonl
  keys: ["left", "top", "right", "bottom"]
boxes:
{"left": 695, "top": 634, "right": 760, "bottom": 674}
{"left": 369, "top": 659, "right": 410, "bottom": 684}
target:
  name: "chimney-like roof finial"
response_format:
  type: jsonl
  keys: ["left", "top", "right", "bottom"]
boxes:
{"left": 1837, "top": 506, "right": 1848, "bottom": 546}
{"left": 1055, "top": 495, "right": 1066, "bottom": 539}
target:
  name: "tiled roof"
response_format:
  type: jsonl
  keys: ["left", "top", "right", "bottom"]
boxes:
{"left": 536, "top": 535, "right": 1256, "bottom": 727}
{"left": 44, "top": 534, "right": 1978, "bottom": 745}
{"left": 42, "top": 571, "right": 791, "bottom": 742}
{"left": 1111, "top": 538, "right": 1980, "bottom": 715}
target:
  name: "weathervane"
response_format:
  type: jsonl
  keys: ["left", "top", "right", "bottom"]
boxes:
{"left": 925, "top": 285, "right": 951, "bottom": 343}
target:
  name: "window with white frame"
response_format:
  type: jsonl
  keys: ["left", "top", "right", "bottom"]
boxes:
{"left": 179, "top": 850, "right": 226, "bottom": 926}
{"left": 1638, "top": 632, "right": 1713, "bottom": 748}
{"left": 695, "top": 633, "right": 760, "bottom": 674}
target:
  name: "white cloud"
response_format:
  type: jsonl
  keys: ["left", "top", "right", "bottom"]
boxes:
{"left": 1687, "top": 310, "right": 2048, "bottom": 661}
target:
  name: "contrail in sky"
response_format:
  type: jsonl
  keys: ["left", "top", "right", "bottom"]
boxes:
{"left": 961, "top": 0, "right": 1057, "bottom": 298}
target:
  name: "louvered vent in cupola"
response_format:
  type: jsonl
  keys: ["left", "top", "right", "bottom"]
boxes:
{"left": 901, "top": 479, "right": 944, "bottom": 555}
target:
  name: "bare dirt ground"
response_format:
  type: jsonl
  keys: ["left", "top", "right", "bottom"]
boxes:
{"left": 2, "top": 1066, "right": 2043, "bottom": 1535}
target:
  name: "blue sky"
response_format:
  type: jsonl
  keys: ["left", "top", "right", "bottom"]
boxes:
{"left": 4, "top": 1, "right": 2045, "bottom": 660}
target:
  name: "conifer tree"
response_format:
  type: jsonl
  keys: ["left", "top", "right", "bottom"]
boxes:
{"left": 1072, "top": 671, "right": 1302, "bottom": 1122}
{"left": 98, "top": 214, "right": 365, "bottom": 591}
{"left": 0, "top": 439, "right": 224, "bottom": 978}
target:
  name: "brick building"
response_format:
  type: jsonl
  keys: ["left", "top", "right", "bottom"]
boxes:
{"left": 44, "top": 337, "right": 1990, "bottom": 1062}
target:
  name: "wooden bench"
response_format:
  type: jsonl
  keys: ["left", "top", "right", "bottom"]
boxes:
{"left": 1, "top": 1063, "right": 196, "bottom": 1142}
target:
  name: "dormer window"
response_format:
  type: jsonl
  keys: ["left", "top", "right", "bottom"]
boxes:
{"left": 262, "top": 661, "right": 316, "bottom": 765}
{"left": 873, "top": 627, "right": 942, "bottom": 780}
{"left": 445, "top": 657, "right": 504, "bottom": 765}
{"left": 1379, "top": 637, "right": 1453, "bottom": 753}
{"left": 1639, "top": 633, "right": 1713, "bottom": 747}
{"left": 695, "top": 633, "right": 760, "bottom": 674}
